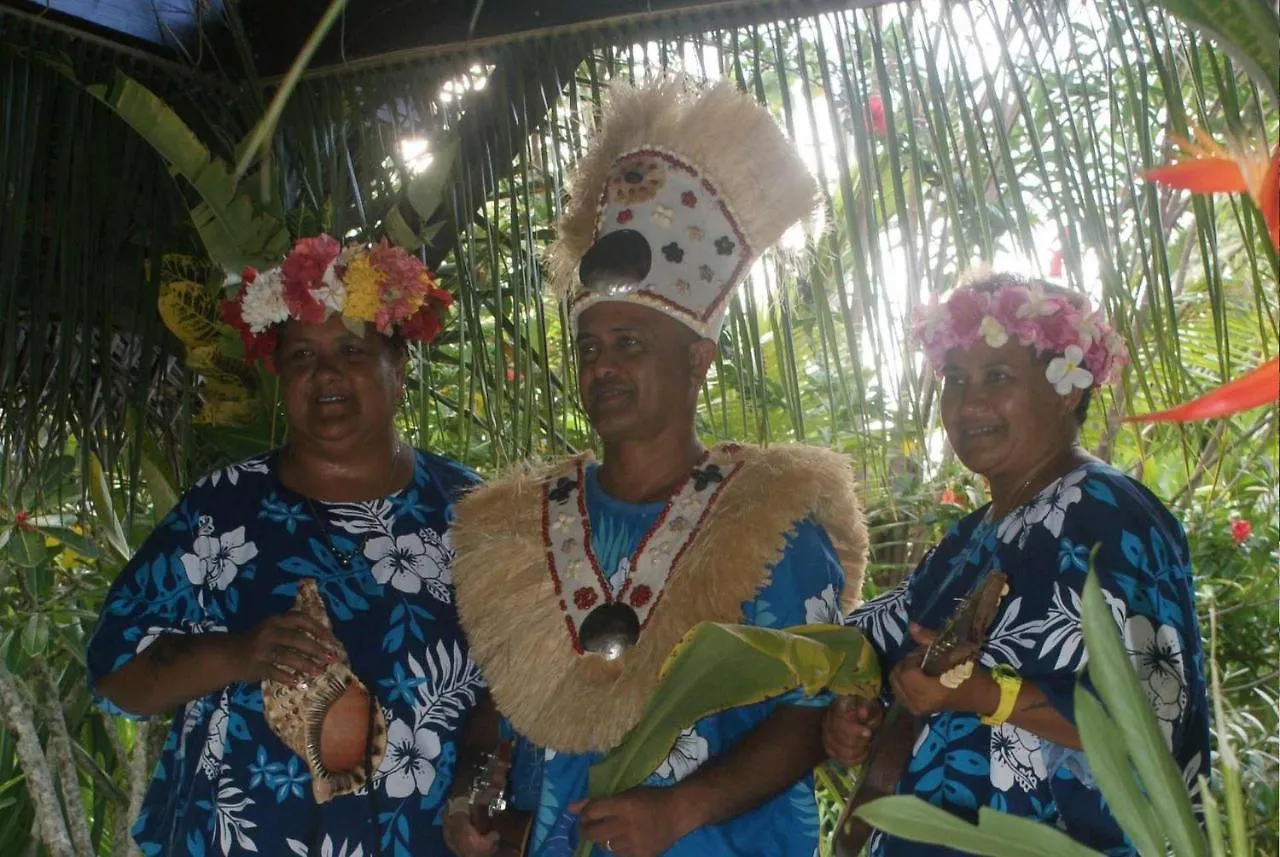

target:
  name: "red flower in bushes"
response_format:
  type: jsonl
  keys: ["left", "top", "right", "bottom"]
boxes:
{"left": 1231, "top": 519, "right": 1252, "bottom": 544}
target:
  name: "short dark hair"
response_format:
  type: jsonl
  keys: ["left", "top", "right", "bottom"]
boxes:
{"left": 961, "top": 272, "right": 1092, "bottom": 425}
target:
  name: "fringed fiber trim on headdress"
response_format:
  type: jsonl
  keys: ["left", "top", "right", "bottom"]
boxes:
{"left": 545, "top": 79, "right": 821, "bottom": 303}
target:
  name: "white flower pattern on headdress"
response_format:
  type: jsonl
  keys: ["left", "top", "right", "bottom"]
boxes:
{"left": 979, "top": 315, "right": 1009, "bottom": 348}
{"left": 239, "top": 268, "right": 289, "bottom": 333}
{"left": 311, "top": 256, "right": 348, "bottom": 314}
{"left": 1045, "top": 345, "right": 1093, "bottom": 395}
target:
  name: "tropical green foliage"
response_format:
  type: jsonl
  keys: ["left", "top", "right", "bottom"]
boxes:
{"left": 0, "top": 0, "right": 1276, "bottom": 854}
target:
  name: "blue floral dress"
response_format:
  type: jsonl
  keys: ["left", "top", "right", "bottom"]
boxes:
{"left": 846, "top": 461, "right": 1209, "bottom": 856}
{"left": 86, "top": 450, "right": 485, "bottom": 857}
{"left": 507, "top": 464, "right": 846, "bottom": 857}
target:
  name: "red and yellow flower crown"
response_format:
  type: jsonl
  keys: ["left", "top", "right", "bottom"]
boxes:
{"left": 220, "top": 234, "right": 452, "bottom": 366}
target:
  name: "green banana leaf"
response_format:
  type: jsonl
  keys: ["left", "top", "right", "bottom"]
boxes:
{"left": 85, "top": 72, "right": 289, "bottom": 272}
{"left": 1078, "top": 570, "right": 1207, "bottom": 857}
{"left": 570, "top": 622, "right": 878, "bottom": 856}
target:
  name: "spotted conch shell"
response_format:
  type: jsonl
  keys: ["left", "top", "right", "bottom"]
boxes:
{"left": 262, "top": 579, "right": 388, "bottom": 803}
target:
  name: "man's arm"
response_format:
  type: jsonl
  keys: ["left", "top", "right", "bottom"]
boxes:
{"left": 96, "top": 612, "right": 330, "bottom": 716}
{"left": 574, "top": 690, "right": 827, "bottom": 856}
{"left": 673, "top": 703, "right": 826, "bottom": 827}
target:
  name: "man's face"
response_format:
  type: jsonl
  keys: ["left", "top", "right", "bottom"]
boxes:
{"left": 574, "top": 302, "right": 714, "bottom": 443}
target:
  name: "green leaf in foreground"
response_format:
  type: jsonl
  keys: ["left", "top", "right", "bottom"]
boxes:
{"left": 856, "top": 796, "right": 1102, "bottom": 857}
{"left": 587, "top": 622, "right": 880, "bottom": 801}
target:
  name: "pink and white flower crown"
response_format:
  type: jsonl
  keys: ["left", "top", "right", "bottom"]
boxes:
{"left": 219, "top": 234, "right": 453, "bottom": 368}
{"left": 911, "top": 277, "right": 1128, "bottom": 396}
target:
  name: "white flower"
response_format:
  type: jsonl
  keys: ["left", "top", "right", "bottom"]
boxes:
{"left": 804, "top": 584, "right": 841, "bottom": 624}
{"left": 366, "top": 530, "right": 449, "bottom": 595}
{"left": 979, "top": 315, "right": 1009, "bottom": 348}
{"left": 1022, "top": 470, "right": 1086, "bottom": 538}
{"left": 238, "top": 267, "right": 289, "bottom": 333}
{"left": 310, "top": 257, "right": 348, "bottom": 315}
{"left": 181, "top": 525, "right": 258, "bottom": 595}
{"left": 1045, "top": 345, "right": 1093, "bottom": 395}
{"left": 379, "top": 719, "right": 441, "bottom": 798}
{"left": 655, "top": 728, "right": 708, "bottom": 782}
{"left": 1015, "top": 286, "right": 1057, "bottom": 318}
{"left": 1124, "top": 615, "right": 1186, "bottom": 745}
{"left": 990, "top": 723, "right": 1046, "bottom": 792}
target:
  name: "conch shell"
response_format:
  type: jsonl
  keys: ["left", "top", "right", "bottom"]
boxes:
{"left": 262, "top": 579, "right": 388, "bottom": 803}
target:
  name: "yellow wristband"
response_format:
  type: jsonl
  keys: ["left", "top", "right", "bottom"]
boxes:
{"left": 980, "top": 665, "right": 1022, "bottom": 726}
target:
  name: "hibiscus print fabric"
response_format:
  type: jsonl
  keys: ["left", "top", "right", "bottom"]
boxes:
{"left": 87, "top": 450, "right": 483, "bottom": 857}
{"left": 845, "top": 462, "right": 1209, "bottom": 856}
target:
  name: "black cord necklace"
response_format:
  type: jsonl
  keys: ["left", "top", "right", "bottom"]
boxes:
{"left": 299, "top": 443, "right": 407, "bottom": 570}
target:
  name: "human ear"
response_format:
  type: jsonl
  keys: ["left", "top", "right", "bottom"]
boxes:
{"left": 689, "top": 338, "right": 717, "bottom": 390}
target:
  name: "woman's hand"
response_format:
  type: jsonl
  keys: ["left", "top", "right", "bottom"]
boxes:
{"left": 889, "top": 624, "right": 997, "bottom": 718}
{"left": 823, "top": 696, "right": 884, "bottom": 766}
{"left": 232, "top": 611, "right": 334, "bottom": 684}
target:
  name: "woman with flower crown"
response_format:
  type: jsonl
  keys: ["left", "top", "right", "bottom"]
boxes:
{"left": 86, "top": 234, "right": 484, "bottom": 856}
{"left": 823, "top": 272, "right": 1209, "bottom": 855}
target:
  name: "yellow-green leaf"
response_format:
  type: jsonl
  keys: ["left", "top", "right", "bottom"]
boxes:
{"left": 584, "top": 623, "right": 879, "bottom": 808}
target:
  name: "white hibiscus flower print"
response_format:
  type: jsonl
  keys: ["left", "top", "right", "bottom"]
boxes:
{"left": 1124, "top": 614, "right": 1186, "bottom": 744}
{"left": 990, "top": 723, "right": 1046, "bottom": 792}
{"left": 804, "top": 584, "right": 841, "bottom": 624}
{"left": 1022, "top": 470, "right": 1086, "bottom": 539}
{"left": 181, "top": 522, "right": 258, "bottom": 603}
{"left": 378, "top": 719, "right": 441, "bottom": 798}
{"left": 655, "top": 728, "right": 709, "bottom": 782}
{"left": 366, "top": 528, "right": 451, "bottom": 600}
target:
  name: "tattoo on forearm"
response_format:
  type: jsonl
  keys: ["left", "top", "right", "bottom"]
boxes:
{"left": 147, "top": 635, "right": 196, "bottom": 670}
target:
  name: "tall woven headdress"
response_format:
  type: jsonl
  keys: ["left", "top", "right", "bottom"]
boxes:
{"left": 546, "top": 80, "right": 820, "bottom": 339}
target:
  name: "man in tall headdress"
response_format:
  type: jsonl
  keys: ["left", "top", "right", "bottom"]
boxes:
{"left": 446, "top": 80, "right": 868, "bottom": 857}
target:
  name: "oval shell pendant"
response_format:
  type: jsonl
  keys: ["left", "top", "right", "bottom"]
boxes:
{"left": 578, "top": 602, "right": 641, "bottom": 661}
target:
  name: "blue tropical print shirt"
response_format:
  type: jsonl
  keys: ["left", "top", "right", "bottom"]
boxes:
{"left": 86, "top": 450, "right": 485, "bottom": 857}
{"left": 846, "top": 462, "right": 1209, "bottom": 856}
{"left": 507, "top": 463, "right": 846, "bottom": 857}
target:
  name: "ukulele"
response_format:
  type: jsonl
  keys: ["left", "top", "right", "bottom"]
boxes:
{"left": 833, "top": 571, "right": 1009, "bottom": 856}
{"left": 468, "top": 739, "right": 533, "bottom": 856}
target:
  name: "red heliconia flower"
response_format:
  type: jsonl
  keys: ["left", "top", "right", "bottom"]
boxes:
{"left": 1231, "top": 519, "right": 1252, "bottom": 545}
{"left": 867, "top": 94, "right": 887, "bottom": 137}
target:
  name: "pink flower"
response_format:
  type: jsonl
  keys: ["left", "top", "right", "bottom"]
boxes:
{"left": 281, "top": 234, "right": 340, "bottom": 324}
{"left": 1049, "top": 250, "right": 1064, "bottom": 278}
{"left": 220, "top": 299, "right": 277, "bottom": 371}
{"left": 945, "top": 289, "right": 987, "bottom": 345}
{"left": 1231, "top": 519, "right": 1252, "bottom": 544}
{"left": 867, "top": 94, "right": 887, "bottom": 137}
